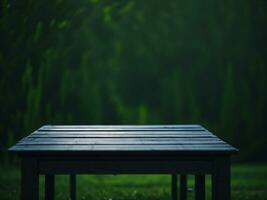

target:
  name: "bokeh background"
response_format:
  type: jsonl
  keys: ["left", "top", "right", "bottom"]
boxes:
{"left": 1, "top": 0, "right": 267, "bottom": 162}
{"left": 0, "top": 0, "right": 267, "bottom": 199}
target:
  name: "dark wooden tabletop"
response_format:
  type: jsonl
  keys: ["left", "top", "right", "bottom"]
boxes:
{"left": 9, "top": 125, "right": 238, "bottom": 156}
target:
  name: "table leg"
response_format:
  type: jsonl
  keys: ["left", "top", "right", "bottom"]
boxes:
{"left": 172, "top": 174, "right": 177, "bottom": 200}
{"left": 180, "top": 174, "right": 187, "bottom": 200}
{"left": 45, "top": 174, "right": 55, "bottom": 200}
{"left": 21, "top": 157, "right": 39, "bottom": 200}
{"left": 212, "top": 157, "right": 230, "bottom": 200}
{"left": 195, "top": 175, "right": 205, "bottom": 200}
{"left": 70, "top": 174, "right": 76, "bottom": 200}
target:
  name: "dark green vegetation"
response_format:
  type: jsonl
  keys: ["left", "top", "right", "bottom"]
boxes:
{"left": 0, "top": 164, "right": 266, "bottom": 200}
{"left": 0, "top": 0, "right": 267, "bottom": 162}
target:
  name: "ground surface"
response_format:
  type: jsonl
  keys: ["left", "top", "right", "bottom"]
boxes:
{"left": 0, "top": 164, "right": 266, "bottom": 200}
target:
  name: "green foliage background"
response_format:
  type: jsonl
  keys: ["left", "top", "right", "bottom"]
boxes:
{"left": 0, "top": 0, "right": 266, "bottom": 162}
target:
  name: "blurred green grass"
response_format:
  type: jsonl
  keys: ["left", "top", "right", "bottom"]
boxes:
{"left": 0, "top": 164, "right": 266, "bottom": 200}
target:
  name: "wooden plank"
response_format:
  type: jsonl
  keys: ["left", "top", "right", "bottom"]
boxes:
{"left": 29, "top": 134, "right": 215, "bottom": 138}
{"left": 17, "top": 142, "right": 227, "bottom": 146}
{"left": 18, "top": 138, "right": 225, "bottom": 145}
{"left": 22, "top": 137, "right": 220, "bottom": 145}
{"left": 34, "top": 130, "right": 211, "bottom": 134}
{"left": 45, "top": 174, "right": 55, "bottom": 200}
{"left": 40, "top": 125, "right": 203, "bottom": 130}
{"left": 29, "top": 131, "right": 214, "bottom": 136}
{"left": 40, "top": 128, "right": 206, "bottom": 132}
{"left": 33, "top": 130, "right": 211, "bottom": 134}
{"left": 14, "top": 143, "right": 232, "bottom": 148}
{"left": 33, "top": 135, "right": 213, "bottom": 138}
{"left": 18, "top": 141, "right": 229, "bottom": 149}
{"left": 34, "top": 131, "right": 211, "bottom": 136}
{"left": 18, "top": 138, "right": 223, "bottom": 145}
{"left": 27, "top": 135, "right": 216, "bottom": 138}
{"left": 21, "top": 138, "right": 221, "bottom": 142}
{"left": 10, "top": 144, "right": 236, "bottom": 152}
{"left": 42, "top": 124, "right": 202, "bottom": 127}
{"left": 91, "top": 144, "right": 234, "bottom": 150}
{"left": 39, "top": 128, "right": 205, "bottom": 132}
{"left": 195, "top": 175, "right": 205, "bottom": 200}
{"left": 25, "top": 135, "right": 216, "bottom": 141}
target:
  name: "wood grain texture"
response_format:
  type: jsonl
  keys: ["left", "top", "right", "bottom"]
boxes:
{"left": 9, "top": 125, "right": 238, "bottom": 154}
{"left": 13, "top": 125, "right": 237, "bottom": 200}
{"left": 39, "top": 125, "right": 204, "bottom": 130}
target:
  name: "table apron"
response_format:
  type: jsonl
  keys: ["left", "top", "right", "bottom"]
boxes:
{"left": 38, "top": 159, "right": 213, "bottom": 174}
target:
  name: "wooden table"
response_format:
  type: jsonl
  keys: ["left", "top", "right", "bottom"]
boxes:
{"left": 9, "top": 125, "right": 238, "bottom": 200}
